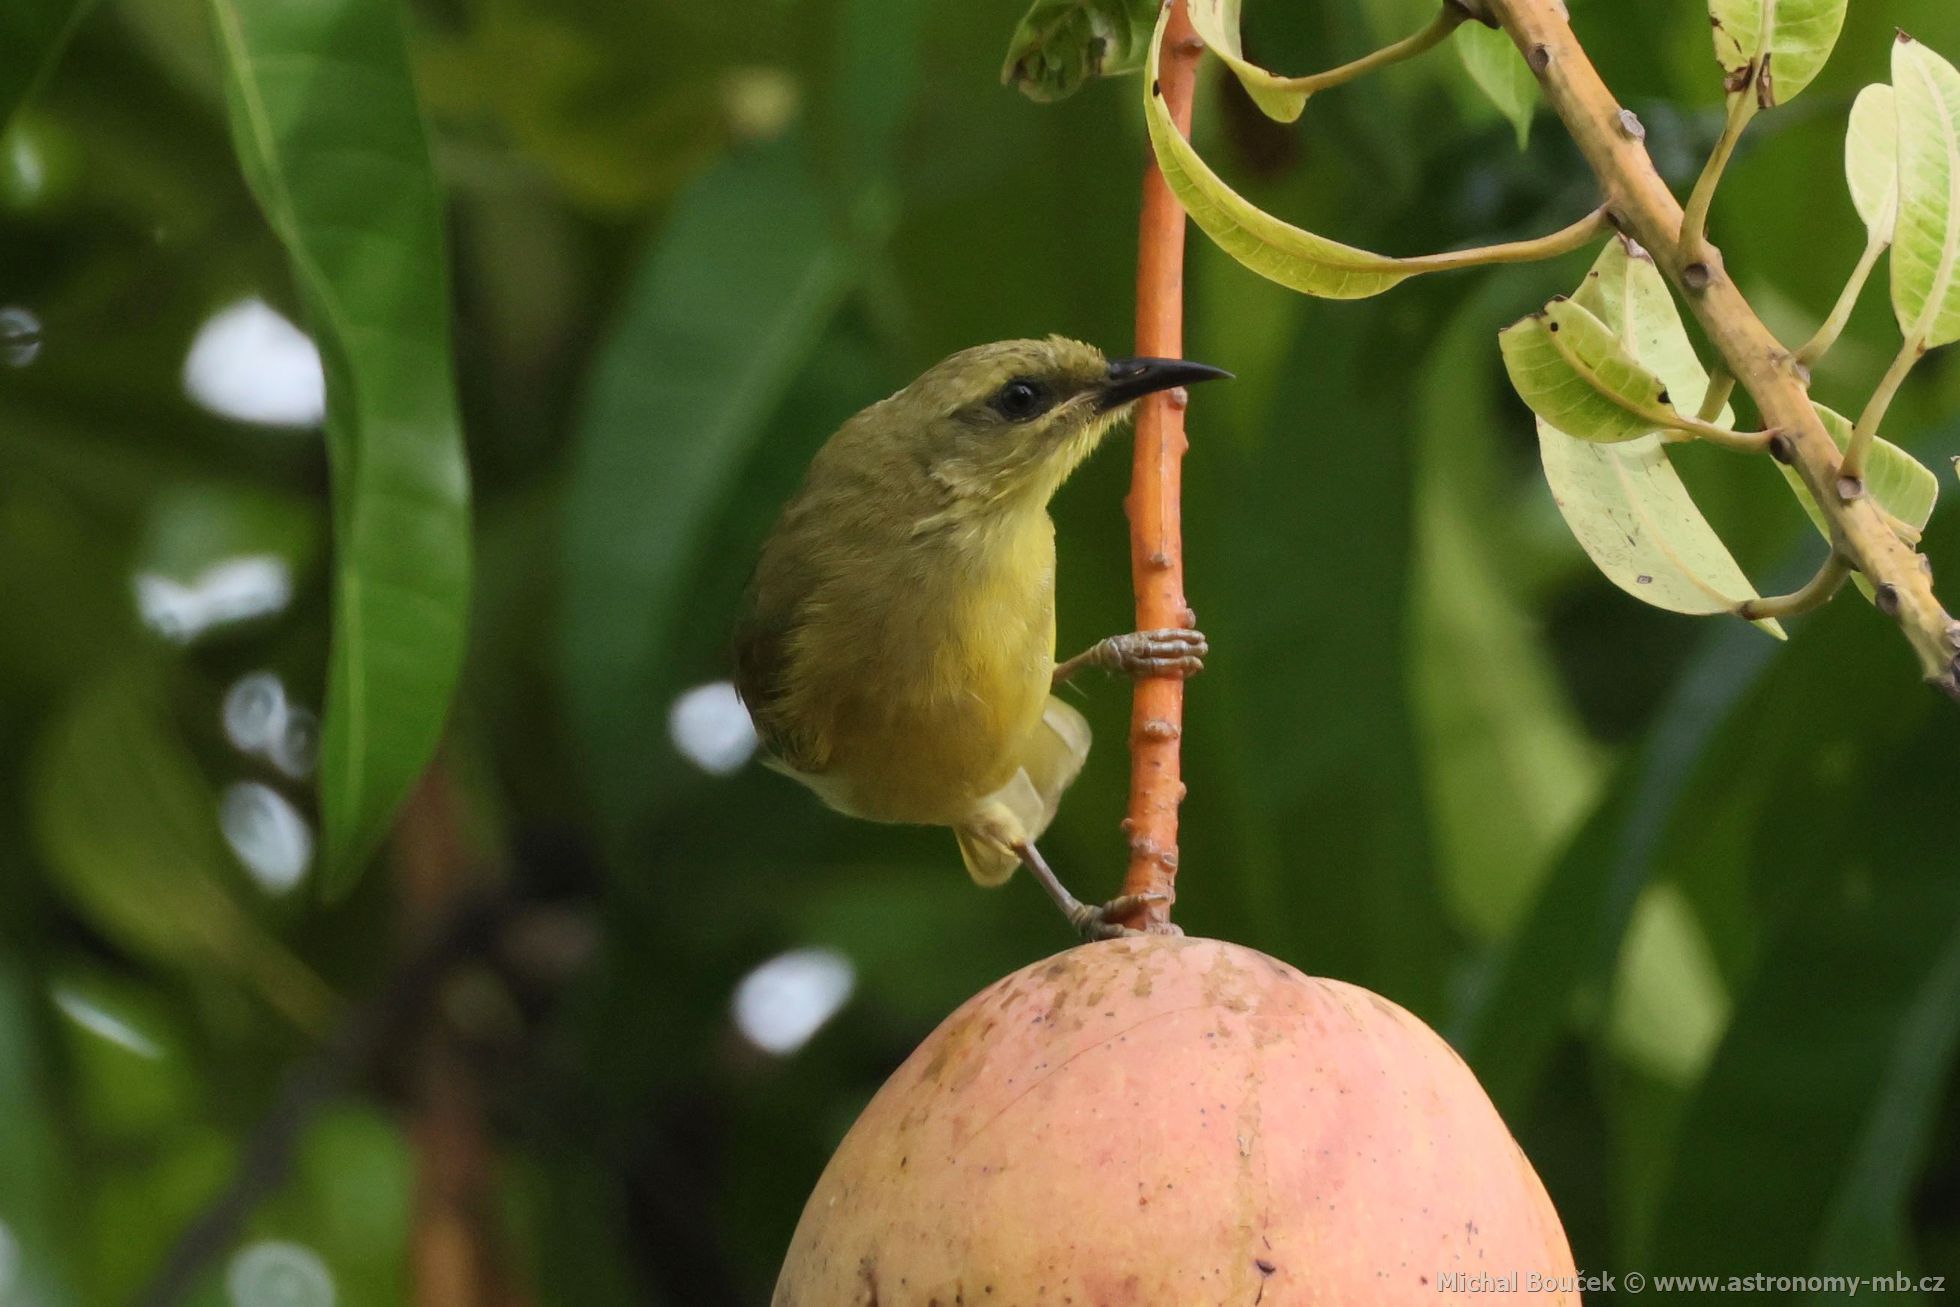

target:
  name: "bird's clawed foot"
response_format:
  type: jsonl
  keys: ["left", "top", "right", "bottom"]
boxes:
{"left": 1055, "top": 628, "right": 1208, "bottom": 685}
{"left": 1067, "top": 891, "right": 1177, "bottom": 941}
{"left": 1015, "top": 840, "right": 1181, "bottom": 941}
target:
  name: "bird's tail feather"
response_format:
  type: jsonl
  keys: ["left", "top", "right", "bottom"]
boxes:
{"left": 955, "top": 696, "right": 1092, "bottom": 886}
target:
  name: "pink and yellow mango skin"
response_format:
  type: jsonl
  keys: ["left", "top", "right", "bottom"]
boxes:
{"left": 774, "top": 935, "right": 1578, "bottom": 1306}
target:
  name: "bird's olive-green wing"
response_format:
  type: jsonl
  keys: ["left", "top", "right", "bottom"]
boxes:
{"left": 732, "top": 542, "right": 830, "bottom": 776}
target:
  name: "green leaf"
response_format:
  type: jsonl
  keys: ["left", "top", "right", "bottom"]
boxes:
{"left": 1645, "top": 711, "right": 1960, "bottom": 1280}
{"left": 1450, "top": 614, "right": 1783, "bottom": 1120}
{"left": 1186, "top": 0, "right": 1309, "bottom": 123}
{"left": 1778, "top": 404, "right": 1939, "bottom": 601}
{"left": 1607, "top": 884, "right": 1731, "bottom": 1086}
{"left": 30, "top": 665, "right": 337, "bottom": 1033}
{"left": 0, "top": 0, "right": 96, "bottom": 130}
{"left": 1890, "top": 34, "right": 1960, "bottom": 349}
{"left": 1847, "top": 84, "right": 1899, "bottom": 246}
{"left": 1000, "top": 0, "right": 1157, "bottom": 103}
{"left": 1500, "top": 298, "right": 1693, "bottom": 444}
{"left": 560, "top": 135, "right": 852, "bottom": 835}
{"left": 1536, "top": 240, "right": 1778, "bottom": 630}
{"left": 1143, "top": 12, "right": 1429, "bottom": 300}
{"left": 208, "top": 0, "right": 473, "bottom": 894}
{"left": 1456, "top": 19, "right": 1537, "bottom": 148}
{"left": 1538, "top": 428, "right": 1777, "bottom": 623}
{"left": 1412, "top": 287, "right": 1604, "bottom": 940}
{"left": 0, "top": 966, "right": 76, "bottom": 1307}
{"left": 1708, "top": 0, "right": 1847, "bottom": 107}
{"left": 1572, "top": 239, "right": 1732, "bottom": 425}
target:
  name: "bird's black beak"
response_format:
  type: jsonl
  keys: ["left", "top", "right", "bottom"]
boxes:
{"left": 1095, "top": 357, "right": 1233, "bottom": 412}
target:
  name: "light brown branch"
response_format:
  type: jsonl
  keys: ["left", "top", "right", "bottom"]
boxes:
{"left": 1488, "top": 0, "right": 1960, "bottom": 697}
{"left": 1120, "top": 0, "right": 1203, "bottom": 928}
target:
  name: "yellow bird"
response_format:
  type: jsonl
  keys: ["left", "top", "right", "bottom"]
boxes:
{"left": 733, "top": 337, "right": 1227, "bottom": 937}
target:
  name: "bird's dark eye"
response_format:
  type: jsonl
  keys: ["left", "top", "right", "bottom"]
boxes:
{"left": 990, "top": 378, "right": 1051, "bottom": 422}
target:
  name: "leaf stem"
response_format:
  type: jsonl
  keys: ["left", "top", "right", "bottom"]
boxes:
{"left": 1845, "top": 334, "right": 1925, "bottom": 481}
{"left": 1484, "top": 0, "right": 1959, "bottom": 693}
{"left": 1735, "top": 554, "right": 1852, "bottom": 621}
{"left": 1271, "top": 6, "right": 1467, "bottom": 97}
{"left": 1401, "top": 205, "right": 1610, "bottom": 273}
{"left": 1696, "top": 363, "right": 1736, "bottom": 423}
{"left": 1665, "top": 418, "right": 1771, "bottom": 453}
{"left": 1679, "top": 89, "right": 1759, "bottom": 262}
{"left": 1120, "top": 0, "right": 1203, "bottom": 930}
{"left": 1797, "top": 233, "right": 1888, "bottom": 370}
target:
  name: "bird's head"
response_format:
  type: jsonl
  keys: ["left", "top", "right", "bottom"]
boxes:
{"left": 858, "top": 336, "right": 1230, "bottom": 511}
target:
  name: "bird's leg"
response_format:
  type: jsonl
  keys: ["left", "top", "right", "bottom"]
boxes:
{"left": 1052, "top": 627, "right": 1208, "bottom": 687}
{"left": 1014, "top": 839, "right": 1173, "bottom": 941}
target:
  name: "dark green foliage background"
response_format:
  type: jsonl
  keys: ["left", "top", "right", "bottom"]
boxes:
{"left": 2, "top": 0, "right": 1959, "bottom": 1302}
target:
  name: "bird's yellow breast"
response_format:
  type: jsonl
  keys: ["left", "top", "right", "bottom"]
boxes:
{"left": 782, "top": 511, "right": 1057, "bottom": 826}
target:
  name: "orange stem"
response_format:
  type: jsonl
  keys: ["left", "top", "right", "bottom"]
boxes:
{"left": 1120, "top": 0, "right": 1202, "bottom": 929}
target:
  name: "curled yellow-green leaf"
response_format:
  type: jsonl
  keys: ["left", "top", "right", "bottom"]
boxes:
{"left": 1501, "top": 299, "right": 1686, "bottom": 444}
{"left": 1185, "top": 0, "right": 1308, "bottom": 122}
{"left": 1144, "top": 6, "right": 1605, "bottom": 301}
{"left": 1187, "top": 0, "right": 1464, "bottom": 126}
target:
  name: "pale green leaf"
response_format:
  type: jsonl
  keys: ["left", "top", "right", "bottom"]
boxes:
{"left": 1570, "top": 237, "right": 1729, "bottom": 421}
{"left": 1847, "top": 84, "right": 1899, "bottom": 245}
{"left": 1536, "top": 241, "right": 1778, "bottom": 631}
{"left": 1143, "top": 10, "right": 1424, "bottom": 300}
{"left": 1890, "top": 34, "right": 1960, "bottom": 348}
{"left": 1709, "top": 0, "right": 1847, "bottom": 107}
{"left": 1456, "top": 19, "right": 1537, "bottom": 148}
{"left": 1539, "top": 425, "right": 1775, "bottom": 627}
{"left": 1779, "top": 404, "right": 1939, "bottom": 601}
{"left": 1500, "top": 297, "right": 1687, "bottom": 443}
{"left": 1186, "top": 0, "right": 1308, "bottom": 123}
{"left": 1001, "top": 0, "right": 1157, "bottom": 103}
{"left": 209, "top": 0, "right": 472, "bottom": 895}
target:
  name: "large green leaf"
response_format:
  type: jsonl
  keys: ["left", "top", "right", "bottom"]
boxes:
{"left": 30, "top": 666, "right": 337, "bottom": 1033}
{"left": 1412, "top": 287, "right": 1603, "bottom": 940}
{"left": 1709, "top": 0, "right": 1847, "bottom": 106}
{"left": 1000, "top": 0, "right": 1157, "bottom": 102}
{"left": 560, "top": 136, "right": 852, "bottom": 833}
{"left": 1644, "top": 702, "right": 1960, "bottom": 1279}
{"left": 0, "top": 968, "right": 74, "bottom": 1307}
{"left": 1537, "top": 241, "right": 1776, "bottom": 628}
{"left": 1456, "top": 19, "right": 1537, "bottom": 148}
{"left": 208, "top": 0, "right": 472, "bottom": 895}
{"left": 0, "top": 0, "right": 95, "bottom": 129}
{"left": 1848, "top": 83, "right": 1900, "bottom": 246}
{"left": 1500, "top": 298, "right": 1695, "bottom": 444}
{"left": 1450, "top": 617, "right": 1783, "bottom": 1119}
{"left": 1891, "top": 35, "right": 1960, "bottom": 348}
